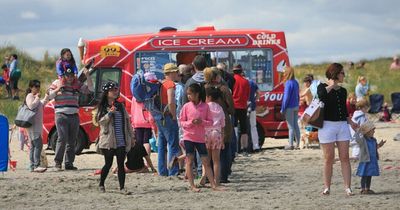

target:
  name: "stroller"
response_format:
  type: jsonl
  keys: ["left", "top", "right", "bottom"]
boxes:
{"left": 367, "top": 94, "right": 384, "bottom": 122}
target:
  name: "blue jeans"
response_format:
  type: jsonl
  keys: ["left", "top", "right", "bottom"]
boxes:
{"left": 284, "top": 107, "right": 301, "bottom": 147}
{"left": 29, "top": 136, "right": 43, "bottom": 169}
{"left": 155, "top": 115, "right": 180, "bottom": 176}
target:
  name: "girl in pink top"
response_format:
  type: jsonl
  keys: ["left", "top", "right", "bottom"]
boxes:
{"left": 201, "top": 86, "right": 225, "bottom": 186}
{"left": 179, "top": 83, "right": 223, "bottom": 192}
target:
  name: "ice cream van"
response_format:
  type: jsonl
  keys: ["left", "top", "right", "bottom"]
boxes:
{"left": 42, "top": 26, "right": 290, "bottom": 154}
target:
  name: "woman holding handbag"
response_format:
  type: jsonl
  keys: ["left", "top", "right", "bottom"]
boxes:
{"left": 317, "top": 63, "right": 359, "bottom": 196}
{"left": 25, "top": 80, "right": 49, "bottom": 172}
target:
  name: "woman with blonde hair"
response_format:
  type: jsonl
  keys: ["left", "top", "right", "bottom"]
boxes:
{"left": 280, "top": 66, "right": 300, "bottom": 150}
{"left": 355, "top": 76, "right": 369, "bottom": 101}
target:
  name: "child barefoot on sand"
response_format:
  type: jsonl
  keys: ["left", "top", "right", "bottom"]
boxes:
{"left": 179, "top": 83, "right": 224, "bottom": 192}
{"left": 199, "top": 86, "right": 225, "bottom": 187}
{"left": 355, "top": 121, "right": 386, "bottom": 194}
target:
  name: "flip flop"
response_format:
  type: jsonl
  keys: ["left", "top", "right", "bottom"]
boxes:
{"left": 321, "top": 188, "right": 330, "bottom": 195}
{"left": 345, "top": 188, "right": 354, "bottom": 196}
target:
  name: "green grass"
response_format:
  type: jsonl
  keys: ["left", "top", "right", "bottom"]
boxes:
{"left": 0, "top": 45, "right": 56, "bottom": 122}
{"left": 295, "top": 58, "right": 400, "bottom": 105}
{"left": 1, "top": 44, "right": 399, "bottom": 123}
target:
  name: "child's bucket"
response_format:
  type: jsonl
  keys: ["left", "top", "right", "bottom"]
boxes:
{"left": 149, "top": 137, "right": 158, "bottom": 152}
{"left": 9, "top": 160, "right": 17, "bottom": 170}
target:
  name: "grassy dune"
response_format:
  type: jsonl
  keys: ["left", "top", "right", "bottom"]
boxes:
{"left": 0, "top": 45, "right": 56, "bottom": 122}
{"left": 295, "top": 58, "right": 400, "bottom": 105}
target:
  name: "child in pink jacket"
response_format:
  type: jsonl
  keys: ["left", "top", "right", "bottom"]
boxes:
{"left": 131, "top": 97, "right": 154, "bottom": 156}
{"left": 179, "top": 83, "right": 223, "bottom": 192}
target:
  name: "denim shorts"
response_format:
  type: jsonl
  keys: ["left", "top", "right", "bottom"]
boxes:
{"left": 183, "top": 140, "right": 208, "bottom": 157}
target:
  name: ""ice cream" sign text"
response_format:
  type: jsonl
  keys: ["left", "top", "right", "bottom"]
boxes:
{"left": 150, "top": 36, "right": 249, "bottom": 48}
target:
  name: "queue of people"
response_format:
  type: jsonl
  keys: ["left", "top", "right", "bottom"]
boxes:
{"left": 14, "top": 51, "right": 261, "bottom": 193}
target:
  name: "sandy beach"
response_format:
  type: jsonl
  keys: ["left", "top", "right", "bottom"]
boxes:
{"left": 1, "top": 122, "right": 400, "bottom": 210}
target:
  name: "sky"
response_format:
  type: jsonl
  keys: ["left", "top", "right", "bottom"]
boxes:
{"left": 0, "top": 0, "right": 399, "bottom": 65}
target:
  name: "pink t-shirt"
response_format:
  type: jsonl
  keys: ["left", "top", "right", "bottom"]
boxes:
{"left": 179, "top": 101, "right": 213, "bottom": 143}
{"left": 130, "top": 97, "right": 153, "bottom": 128}
{"left": 205, "top": 102, "right": 225, "bottom": 133}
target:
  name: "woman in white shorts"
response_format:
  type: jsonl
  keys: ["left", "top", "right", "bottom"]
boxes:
{"left": 317, "top": 63, "right": 359, "bottom": 196}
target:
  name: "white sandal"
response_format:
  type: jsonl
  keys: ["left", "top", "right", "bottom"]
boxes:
{"left": 321, "top": 188, "right": 330, "bottom": 195}
{"left": 345, "top": 188, "right": 354, "bottom": 196}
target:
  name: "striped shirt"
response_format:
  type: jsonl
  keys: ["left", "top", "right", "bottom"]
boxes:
{"left": 48, "top": 79, "right": 91, "bottom": 114}
{"left": 114, "top": 109, "right": 126, "bottom": 147}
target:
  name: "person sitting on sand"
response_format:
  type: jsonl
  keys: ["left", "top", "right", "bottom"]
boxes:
{"left": 113, "top": 143, "right": 157, "bottom": 174}
{"left": 355, "top": 121, "right": 386, "bottom": 194}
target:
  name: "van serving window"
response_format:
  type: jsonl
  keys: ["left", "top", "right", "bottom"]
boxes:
{"left": 134, "top": 49, "right": 273, "bottom": 91}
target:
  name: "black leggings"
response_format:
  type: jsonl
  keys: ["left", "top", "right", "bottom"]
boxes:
{"left": 100, "top": 147, "right": 126, "bottom": 190}
{"left": 361, "top": 176, "right": 372, "bottom": 189}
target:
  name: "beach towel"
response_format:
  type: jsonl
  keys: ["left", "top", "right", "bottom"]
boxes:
{"left": 0, "top": 114, "right": 9, "bottom": 172}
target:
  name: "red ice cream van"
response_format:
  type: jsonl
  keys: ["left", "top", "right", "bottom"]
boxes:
{"left": 42, "top": 26, "right": 290, "bottom": 154}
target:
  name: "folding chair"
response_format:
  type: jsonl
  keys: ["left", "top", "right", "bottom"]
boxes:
{"left": 367, "top": 94, "right": 384, "bottom": 122}
{"left": 391, "top": 92, "right": 400, "bottom": 120}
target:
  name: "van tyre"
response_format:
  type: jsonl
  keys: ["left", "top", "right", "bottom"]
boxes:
{"left": 49, "top": 129, "right": 87, "bottom": 155}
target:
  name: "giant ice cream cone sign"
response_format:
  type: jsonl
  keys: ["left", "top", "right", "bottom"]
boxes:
{"left": 77, "top": 37, "right": 85, "bottom": 61}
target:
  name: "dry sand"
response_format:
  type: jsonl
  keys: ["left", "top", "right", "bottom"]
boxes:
{"left": 1, "top": 122, "right": 400, "bottom": 210}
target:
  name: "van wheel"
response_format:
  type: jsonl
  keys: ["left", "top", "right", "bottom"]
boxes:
{"left": 49, "top": 129, "right": 87, "bottom": 155}
{"left": 257, "top": 123, "right": 265, "bottom": 148}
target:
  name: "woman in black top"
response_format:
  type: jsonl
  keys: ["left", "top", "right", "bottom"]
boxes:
{"left": 317, "top": 63, "right": 359, "bottom": 196}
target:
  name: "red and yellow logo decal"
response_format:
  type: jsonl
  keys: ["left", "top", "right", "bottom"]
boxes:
{"left": 100, "top": 45, "right": 120, "bottom": 58}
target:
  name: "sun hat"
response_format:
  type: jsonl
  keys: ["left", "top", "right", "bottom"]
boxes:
{"left": 163, "top": 63, "right": 179, "bottom": 74}
{"left": 359, "top": 121, "right": 375, "bottom": 135}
